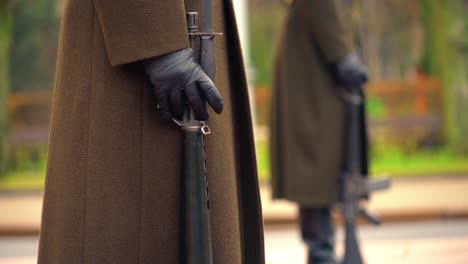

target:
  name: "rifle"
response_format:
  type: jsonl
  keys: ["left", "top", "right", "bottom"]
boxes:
{"left": 338, "top": 88, "right": 391, "bottom": 264}
{"left": 178, "top": 2, "right": 222, "bottom": 263}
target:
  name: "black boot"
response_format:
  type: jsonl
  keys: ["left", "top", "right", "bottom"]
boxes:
{"left": 300, "top": 207, "right": 338, "bottom": 264}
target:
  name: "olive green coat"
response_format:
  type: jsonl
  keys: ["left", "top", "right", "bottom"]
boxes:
{"left": 38, "top": 0, "right": 264, "bottom": 263}
{"left": 271, "top": 0, "right": 356, "bottom": 207}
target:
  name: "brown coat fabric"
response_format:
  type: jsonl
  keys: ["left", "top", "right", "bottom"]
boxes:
{"left": 270, "top": 0, "right": 364, "bottom": 206}
{"left": 38, "top": 0, "right": 264, "bottom": 263}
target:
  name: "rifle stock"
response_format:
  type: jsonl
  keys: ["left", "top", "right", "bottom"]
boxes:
{"left": 344, "top": 220, "right": 364, "bottom": 264}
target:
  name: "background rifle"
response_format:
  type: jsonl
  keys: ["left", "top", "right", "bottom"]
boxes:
{"left": 339, "top": 88, "right": 391, "bottom": 264}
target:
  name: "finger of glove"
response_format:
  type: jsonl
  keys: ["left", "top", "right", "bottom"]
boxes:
{"left": 184, "top": 83, "right": 209, "bottom": 121}
{"left": 155, "top": 91, "right": 172, "bottom": 121}
{"left": 197, "top": 80, "right": 224, "bottom": 114}
{"left": 359, "top": 72, "right": 369, "bottom": 84}
{"left": 169, "top": 89, "right": 185, "bottom": 120}
{"left": 342, "top": 70, "right": 365, "bottom": 88}
{"left": 353, "top": 72, "right": 368, "bottom": 87}
{"left": 353, "top": 64, "right": 368, "bottom": 84}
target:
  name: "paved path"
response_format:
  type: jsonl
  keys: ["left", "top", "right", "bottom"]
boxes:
{"left": 265, "top": 220, "right": 468, "bottom": 264}
{"left": 0, "top": 193, "right": 42, "bottom": 233}
{"left": 1, "top": 176, "right": 468, "bottom": 234}
{"left": 262, "top": 176, "right": 468, "bottom": 224}
{"left": 2, "top": 220, "right": 468, "bottom": 264}
{"left": 266, "top": 238, "right": 468, "bottom": 264}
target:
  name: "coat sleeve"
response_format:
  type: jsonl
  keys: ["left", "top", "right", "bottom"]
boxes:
{"left": 295, "top": 0, "right": 352, "bottom": 63}
{"left": 93, "top": 0, "right": 190, "bottom": 66}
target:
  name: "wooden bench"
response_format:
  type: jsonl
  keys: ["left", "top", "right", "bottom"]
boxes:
{"left": 366, "top": 78, "right": 443, "bottom": 150}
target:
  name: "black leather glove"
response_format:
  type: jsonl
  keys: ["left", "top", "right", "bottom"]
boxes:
{"left": 143, "top": 48, "right": 223, "bottom": 121}
{"left": 331, "top": 53, "right": 368, "bottom": 91}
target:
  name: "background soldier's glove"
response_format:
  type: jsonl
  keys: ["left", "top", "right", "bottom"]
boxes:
{"left": 331, "top": 53, "right": 368, "bottom": 92}
{"left": 143, "top": 48, "right": 224, "bottom": 121}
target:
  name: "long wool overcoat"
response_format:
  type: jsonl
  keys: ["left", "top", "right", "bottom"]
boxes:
{"left": 38, "top": 0, "right": 264, "bottom": 263}
{"left": 270, "top": 0, "right": 368, "bottom": 207}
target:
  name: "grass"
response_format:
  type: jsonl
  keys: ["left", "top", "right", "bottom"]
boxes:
{"left": 0, "top": 158, "right": 46, "bottom": 191}
{"left": 255, "top": 140, "right": 468, "bottom": 181}
{"left": 371, "top": 149, "right": 468, "bottom": 177}
{"left": 256, "top": 140, "right": 271, "bottom": 182}
{"left": 0, "top": 169, "right": 45, "bottom": 190}
{"left": 2, "top": 141, "right": 468, "bottom": 191}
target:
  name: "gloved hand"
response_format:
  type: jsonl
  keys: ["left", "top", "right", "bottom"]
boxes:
{"left": 331, "top": 53, "right": 368, "bottom": 92}
{"left": 143, "top": 48, "right": 223, "bottom": 121}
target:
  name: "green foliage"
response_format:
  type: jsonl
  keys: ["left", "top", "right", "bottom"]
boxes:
{"left": 10, "top": 0, "right": 59, "bottom": 91}
{"left": 365, "top": 97, "right": 385, "bottom": 119}
{"left": 249, "top": 4, "right": 284, "bottom": 87}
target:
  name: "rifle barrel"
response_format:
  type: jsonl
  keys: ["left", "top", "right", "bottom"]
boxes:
{"left": 181, "top": 12, "right": 214, "bottom": 264}
{"left": 182, "top": 129, "right": 213, "bottom": 264}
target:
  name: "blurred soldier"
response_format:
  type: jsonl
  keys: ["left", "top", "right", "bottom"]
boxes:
{"left": 38, "top": 0, "right": 264, "bottom": 263}
{"left": 270, "top": 0, "right": 368, "bottom": 263}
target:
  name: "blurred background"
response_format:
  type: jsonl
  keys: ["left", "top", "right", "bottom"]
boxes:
{"left": 1, "top": 0, "right": 468, "bottom": 263}
{"left": 251, "top": 0, "right": 468, "bottom": 180}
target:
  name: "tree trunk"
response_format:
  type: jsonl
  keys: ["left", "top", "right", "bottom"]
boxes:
{"left": 421, "top": 0, "right": 468, "bottom": 154}
{"left": 0, "top": 0, "right": 10, "bottom": 175}
{"left": 420, "top": 0, "right": 456, "bottom": 149}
